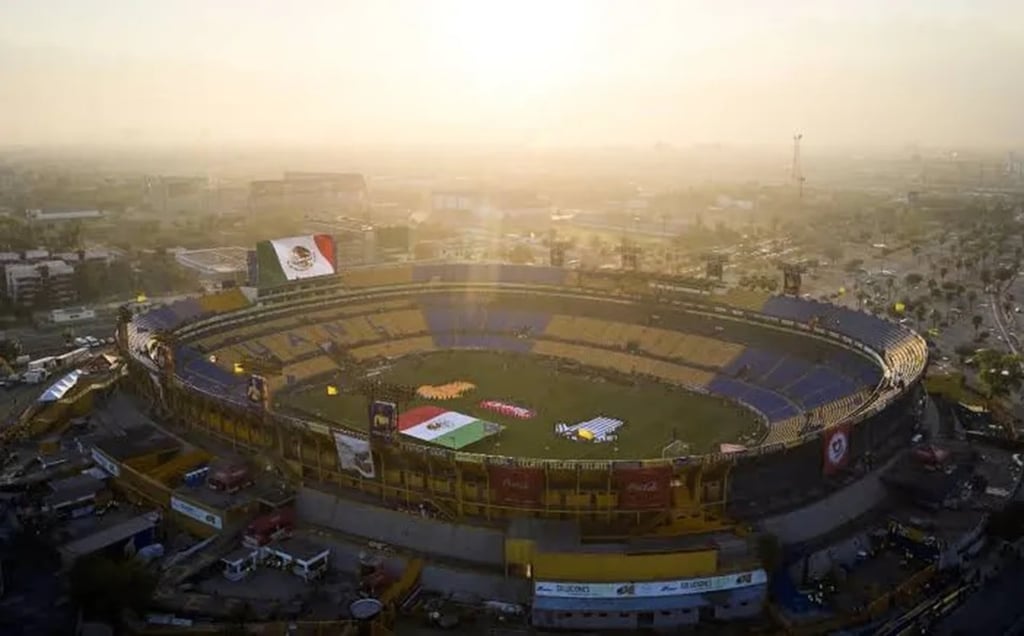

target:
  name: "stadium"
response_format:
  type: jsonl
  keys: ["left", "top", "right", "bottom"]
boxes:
{"left": 119, "top": 234, "right": 928, "bottom": 632}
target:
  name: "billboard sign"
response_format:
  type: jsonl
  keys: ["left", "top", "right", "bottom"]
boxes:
{"left": 333, "top": 431, "right": 376, "bottom": 479}
{"left": 823, "top": 424, "right": 851, "bottom": 476}
{"left": 170, "top": 495, "right": 223, "bottom": 530}
{"left": 613, "top": 465, "right": 672, "bottom": 510}
{"left": 247, "top": 375, "right": 269, "bottom": 409}
{"left": 246, "top": 249, "right": 259, "bottom": 286}
{"left": 255, "top": 234, "right": 337, "bottom": 287}
{"left": 369, "top": 400, "right": 398, "bottom": 445}
{"left": 90, "top": 447, "right": 120, "bottom": 477}
{"left": 534, "top": 569, "right": 767, "bottom": 599}
{"left": 488, "top": 465, "right": 545, "bottom": 507}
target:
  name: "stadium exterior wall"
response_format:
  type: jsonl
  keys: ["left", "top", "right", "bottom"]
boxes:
{"left": 295, "top": 487, "right": 506, "bottom": 567}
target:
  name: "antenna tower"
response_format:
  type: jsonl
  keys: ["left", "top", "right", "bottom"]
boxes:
{"left": 791, "top": 133, "right": 805, "bottom": 198}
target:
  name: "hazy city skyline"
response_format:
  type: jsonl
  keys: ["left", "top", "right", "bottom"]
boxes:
{"left": 2, "top": 0, "right": 1023, "bottom": 149}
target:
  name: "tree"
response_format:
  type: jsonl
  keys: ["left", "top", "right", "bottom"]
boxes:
{"left": 823, "top": 245, "right": 843, "bottom": 265}
{"left": 506, "top": 244, "right": 534, "bottom": 264}
{"left": 975, "top": 350, "right": 1024, "bottom": 402}
{"left": 0, "top": 339, "right": 21, "bottom": 361}
{"left": 972, "top": 315, "right": 983, "bottom": 332}
{"left": 914, "top": 303, "right": 927, "bottom": 324}
{"left": 69, "top": 554, "right": 157, "bottom": 623}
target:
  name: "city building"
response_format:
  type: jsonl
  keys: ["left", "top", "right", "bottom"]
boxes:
{"left": 4, "top": 260, "right": 76, "bottom": 307}
{"left": 249, "top": 172, "right": 369, "bottom": 219}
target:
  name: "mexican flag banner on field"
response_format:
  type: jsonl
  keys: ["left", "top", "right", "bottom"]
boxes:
{"left": 398, "top": 405, "right": 504, "bottom": 450}
{"left": 255, "top": 234, "right": 337, "bottom": 286}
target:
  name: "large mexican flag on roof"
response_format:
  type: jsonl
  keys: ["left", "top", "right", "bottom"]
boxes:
{"left": 255, "top": 234, "right": 337, "bottom": 287}
{"left": 398, "top": 405, "right": 503, "bottom": 450}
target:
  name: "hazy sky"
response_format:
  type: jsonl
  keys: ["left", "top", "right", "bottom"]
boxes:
{"left": 2, "top": 0, "right": 1022, "bottom": 148}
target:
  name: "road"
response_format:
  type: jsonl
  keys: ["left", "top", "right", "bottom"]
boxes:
{"left": 990, "top": 293, "right": 1020, "bottom": 356}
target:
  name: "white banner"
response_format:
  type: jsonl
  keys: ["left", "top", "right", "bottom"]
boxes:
{"left": 170, "top": 496, "right": 223, "bottom": 530}
{"left": 333, "top": 431, "right": 376, "bottom": 479}
{"left": 534, "top": 569, "right": 767, "bottom": 599}
{"left": 91, "top": 447, "right": 120, "bottom": 477}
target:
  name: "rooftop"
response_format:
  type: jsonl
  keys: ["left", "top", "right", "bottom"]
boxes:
{"left": 58, "top": 511, "right": 160, "bottom": 564}
{"left": 266, "top": 536, "right": 330, "bottom": 563}
{"left": 93, "top": 429, "right": 181, "bottom": 462}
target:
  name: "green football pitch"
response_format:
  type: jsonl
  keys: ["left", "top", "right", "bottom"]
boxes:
{"left": 274, "top": 350, "right": 763, "bottom": 460}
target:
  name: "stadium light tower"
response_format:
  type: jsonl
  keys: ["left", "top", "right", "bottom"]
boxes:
{"left": 791, "top": 133, "right": 805, "bottom": 199}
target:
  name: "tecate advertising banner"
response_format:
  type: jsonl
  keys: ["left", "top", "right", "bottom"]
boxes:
{"left": 256, "top": 234, "right": 337, "bottom": 286}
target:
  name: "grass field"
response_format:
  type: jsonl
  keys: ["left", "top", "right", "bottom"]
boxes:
{"left": 275, "top": 350, "right": 763, "bottom": 460}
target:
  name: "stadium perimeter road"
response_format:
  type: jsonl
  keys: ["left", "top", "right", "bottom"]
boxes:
{"left": 101, "top": 393, "right": 530, "bottom": 603}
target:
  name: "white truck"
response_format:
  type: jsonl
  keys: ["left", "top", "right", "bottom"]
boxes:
{"left": 27, "top": 356, "right": 58, "bottom": 372}
{"left": 22, "top": 368, "right": 51, "bottom": 384}
{"left": 56, "top": 347, "right": 90, "bottom": 368}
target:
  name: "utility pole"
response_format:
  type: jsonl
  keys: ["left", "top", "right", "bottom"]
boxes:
{"left": 791, "top": 133, "right": 805, "bottom": 199}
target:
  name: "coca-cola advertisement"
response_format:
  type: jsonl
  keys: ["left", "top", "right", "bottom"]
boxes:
{"left": 489, "top": 466, "right": 545, "bottom": 507}
{"left": 614, "top": 466, "right": 672, "bottom": 510}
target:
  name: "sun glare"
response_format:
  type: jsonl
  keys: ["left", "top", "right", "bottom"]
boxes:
{"left": 437, "top": 0, "right": 588, "bottom": 93}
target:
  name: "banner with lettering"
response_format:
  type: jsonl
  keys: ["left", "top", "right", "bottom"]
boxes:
{"left": 489, "top": 465, "right": 545, "bottom": 507}
{"left": 613, "top": 465, "right": 672, "bottom": 510}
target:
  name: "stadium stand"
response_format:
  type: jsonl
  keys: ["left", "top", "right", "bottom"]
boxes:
{"left": 412, "top": 263, "right": 567, "bottom": 286}
{"left": 545, "top": 315, "right": 744, "bottom": 369}
{"left": 349, "top": 336, "right": 436, "bottom": 361}
{"left": 761, "top": 296, "right": 910, "bottom": 354}
{"left": 706, "top": 376, "right": 799, "bottom": 422}
{"left": 717, "top": 288, "right": 771, "bottom": 311}
{"left": 175, "top": 346, "right": 246, "bottom": 397}
{"left": 341, "top": 265, "right": 414, "bottom": 288}
{"left": 423, "top": 305, "right": 552, "bottom": 344}
{"left": 532, "top": 340, "right": 715, "bottom": 389}
{"left": 271, "top": 355, "right": 339, "bottom": 391}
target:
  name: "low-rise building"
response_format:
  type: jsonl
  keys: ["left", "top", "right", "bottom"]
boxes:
{"left": 5, "top": 260, "right": 76, "bottom": 307}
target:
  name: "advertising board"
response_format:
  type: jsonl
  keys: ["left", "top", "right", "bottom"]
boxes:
{"left": 333, "top": 431, "right": 376, "bottom": 479}
{"left": 488, "top": 465, "right": 545, "bottom": 507}
{"left": 369, "top": 400, "right": 397, "bottom": 445}
{"left": 91, "top": 447, "right": 120, "bottom": 477}
{"left": 822, "top": 423, "right": 851, "bottom": 476}
{"left": 170, "top": 495, "right": 223, "bottom": 530}
{"left": 534, "top": 569, "right": 768, "bottom": 599}
{"left": 613, "top": 465, "right": 672, "bottom": 510}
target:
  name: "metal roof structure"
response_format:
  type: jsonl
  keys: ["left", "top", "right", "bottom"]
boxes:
{"left": 38, "top": 369, "right": 82, "bottom": 403}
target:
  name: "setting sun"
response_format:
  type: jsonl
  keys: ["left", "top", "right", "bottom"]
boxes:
{"left": 433, "top": 0, "right": 590, "bottom": 93}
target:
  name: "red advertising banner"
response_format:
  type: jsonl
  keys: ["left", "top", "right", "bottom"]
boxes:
{"left": 822, "top": 424, "right": 851, "bottom": 476}
{"left": 488, "top": 465, "right": 545, "bottom": 507}
{"left": 614, "top": 466, "right": 673, "bottom": 510}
